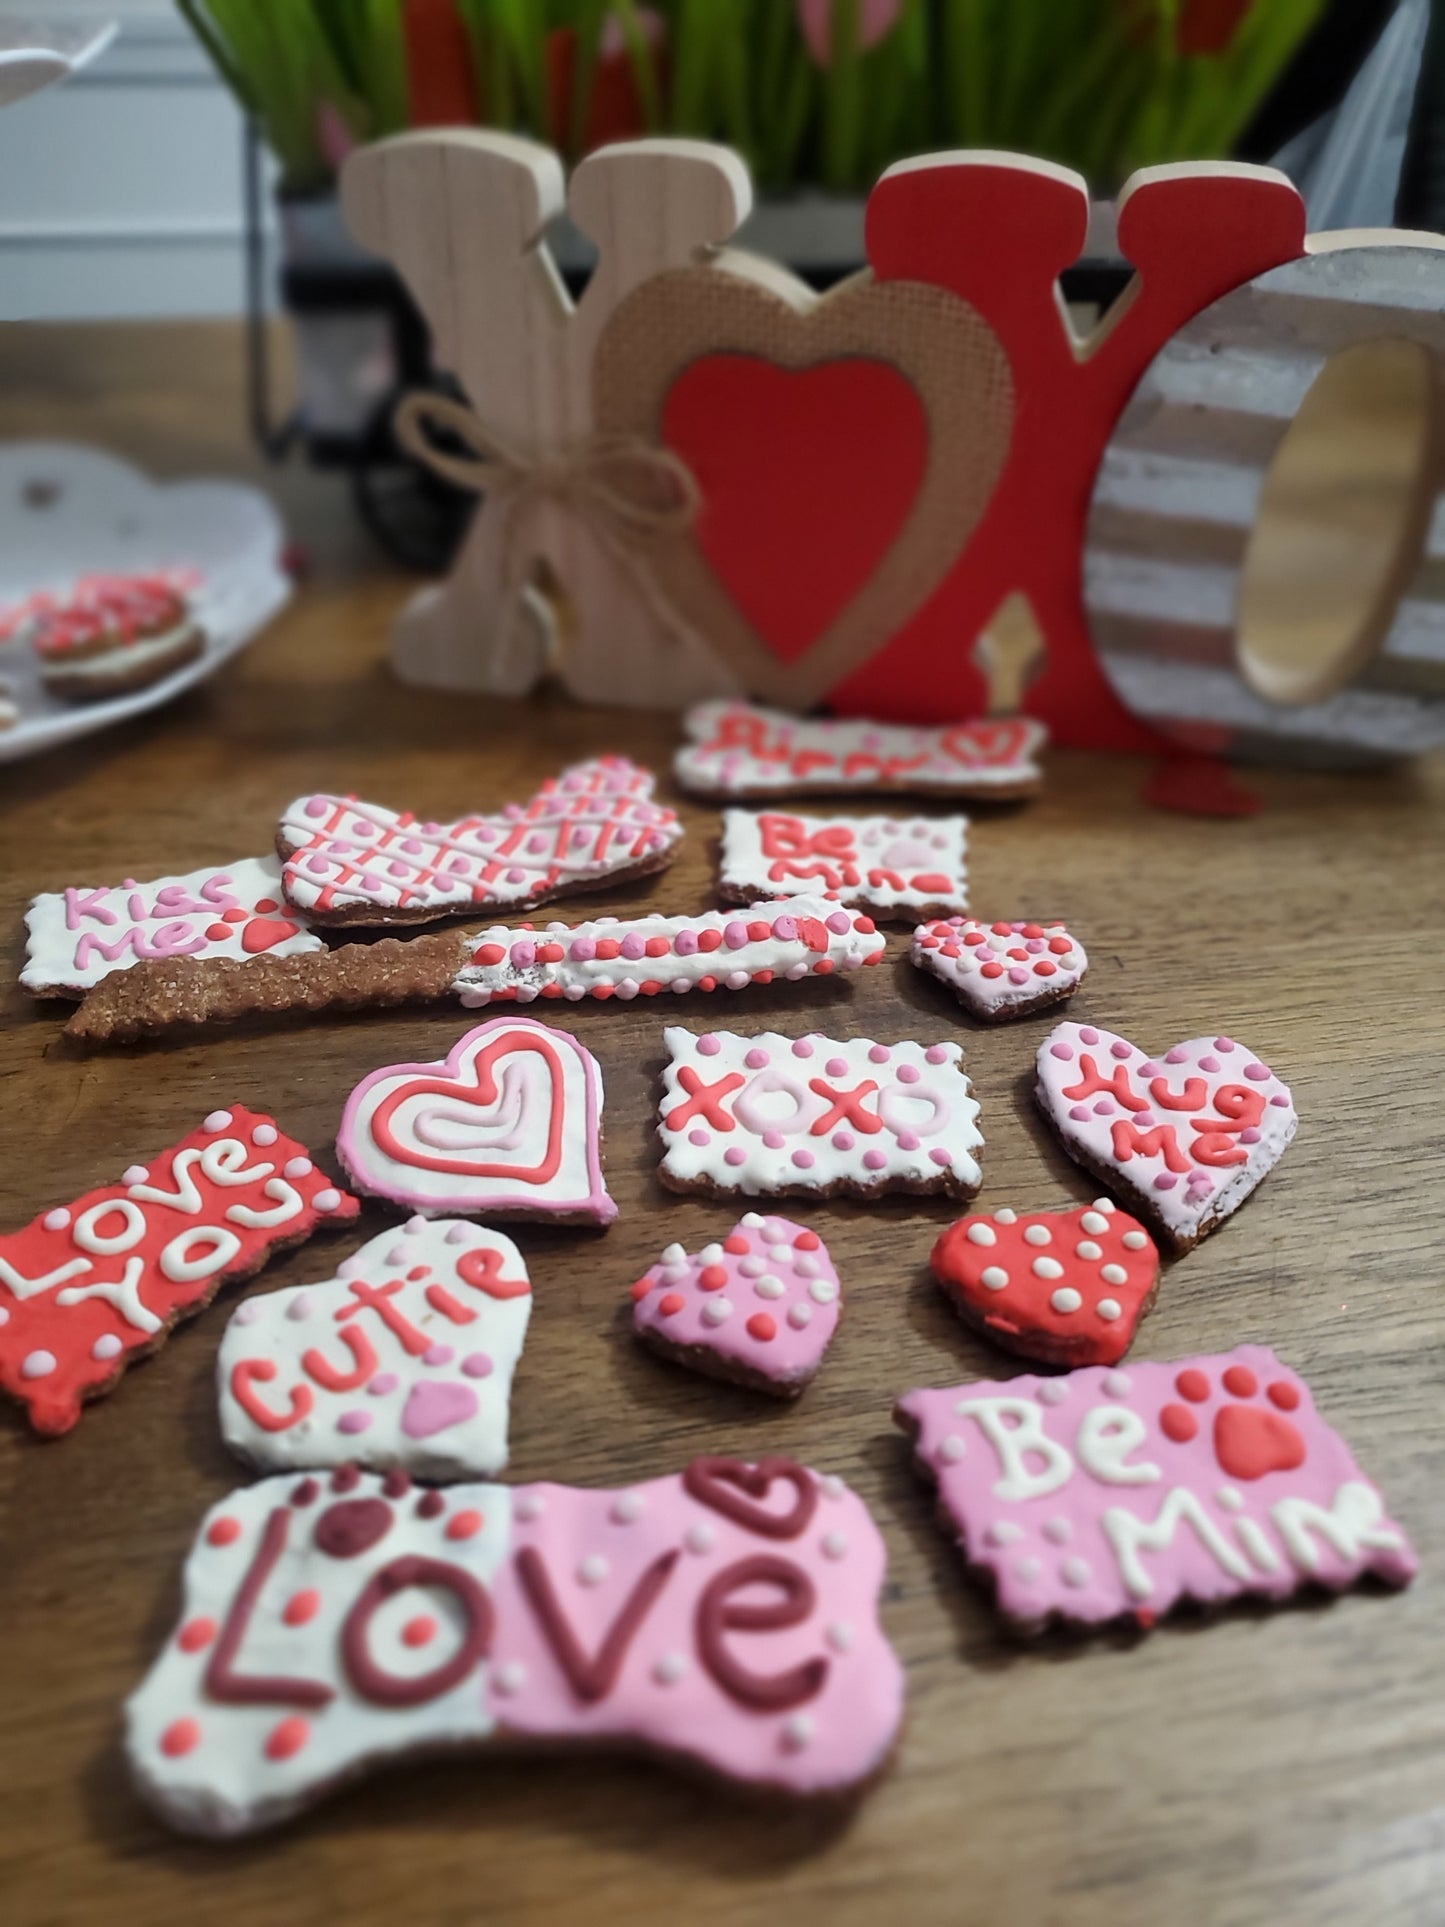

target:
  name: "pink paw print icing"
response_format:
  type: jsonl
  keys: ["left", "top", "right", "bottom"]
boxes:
{"left": 630, "top": 1214, "right": 841, "bottom": 1396}
{"left": 897, "top": 1346, "right": 1416, "bottom": 1635}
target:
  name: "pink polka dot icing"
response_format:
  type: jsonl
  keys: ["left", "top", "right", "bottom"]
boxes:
{"left": 718, "top": 808, "right": 969, "bottom": 919}
{"left": 909, "top": 918, "right": 1087, "bottom": 1020}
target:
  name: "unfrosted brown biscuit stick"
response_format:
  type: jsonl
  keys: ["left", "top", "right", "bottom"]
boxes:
{"left": 64, "top": 930, "right": 468, "bottom": 1044}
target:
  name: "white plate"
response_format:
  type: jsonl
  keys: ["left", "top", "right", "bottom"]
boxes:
{"left": 0, "top": 442, "right": 292, "bottom": 763}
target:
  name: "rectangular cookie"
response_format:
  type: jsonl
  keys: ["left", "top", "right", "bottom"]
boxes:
{"left": 719, "top": 810, "right": 968, "bottom": 919}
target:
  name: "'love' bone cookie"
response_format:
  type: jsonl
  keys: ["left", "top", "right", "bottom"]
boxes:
{"left": 338, "top": 1017, "right": 616, "bottom": 1224}
{"left": 932, "top": 1199, "right": 1158, "bottom": 1367}
{"left": 896, "top": 1347, "right": 1416, "bottom": 1635}
{"left": 0, "top": 1109, "right": 357, "bottom": 1436}
{"left": 911, "top": 918, "right": 1086, "bottom": 1020}
{"left": 453, "top": 895, "right": 884, "bottom": 1006}
{"left": 218, "top": 1221, "right": 531, "bottom": 1478}
{"left": 719, "top": 810, "right": 968, "bottom": 919}
{"left": 1035, "top": 1024, "right": 1297, "bottom": 1249}
{"left": 125, "top": 1456, "right": 905, "bottom": 1835}
{"left": 278, "top": 758, "right": 682, "bottom": 927}
{"left": 658, "top": 1028, "right": 983, "bottom": 1200}
{"left": 631, "top": 1215, "right": 841, "bottom": 1396}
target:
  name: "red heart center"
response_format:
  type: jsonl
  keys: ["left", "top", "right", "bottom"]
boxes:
{"left": 662, "top": 355, "right": 928, "bottom": 663}
{"left": 370, "top": 1034, "right": 565, "bottom": 1183}
{"left": 1213, "top": 1404, "right": 1306, "bottom": 1481}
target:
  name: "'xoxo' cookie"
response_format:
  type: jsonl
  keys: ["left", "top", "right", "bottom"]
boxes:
{"left": 631, "top": 1214, "right": 841, "bottom": 1396}
{"left": 338, "top": 1016, "right": 616, "bottom": 1224}
{"left": 126, "top": 1456, "right": 905, "bottom": 1835}
{"left": 278, "top": 757, "right": 682, "bottom": 928}
{"left": 657, "top": 1028, "right": 983, "bottom": 1201}
{"left": 932, "top": 1199, "right": 1158, "bottom": 1367}
{"left": 911, "top": 918, "right": 1086, "bottom": 1020}
{"left": 896, "top": 1347, "right": 1416, "bottom": 1635}
{"left": 719, "top": 810, "right": 968, "bottom": 919}
{"left": 218, "top": 1220, "right": 531, "bottom": 1478}
{"left": 0, "top": 1109, "right": 357, "bottom": 1436}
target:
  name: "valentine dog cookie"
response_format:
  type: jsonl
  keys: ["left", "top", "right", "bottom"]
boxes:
{"left": 218, "top": 1221, "right": 530, "bottom": 1479}
{"left": 896, "top": 1346, "right": 1416, "bottom": 1636}
{"left": 4, "top": 571, "right": 204, "bottom": 701}
{"left": 658, "top": 1028, "right": 983, "bottom": 1201}
{"left": 911, "top": 918, "right": 1086, "bottom": 1020}
{"left": 22, "top": 856, "right": 321, "bottom": 998}
{"left": 1035, "top": 1024, "right": 1298, "bottom": 1250}
{"left": 631, "top": 1215, "right": 841, "bottom": 1397}
{"left": 278, "top": 757, "right": 682, "bottom": 928}
{"left": 126, "top": 1454, "right": 905, "bottom": 1835}
{"left": 338, "top": 1016, "right": 616, "bottom": 1225}
{"left": 676, "top": 700, "right": 1045, "bottom": 801}
{"left": 453, "top": 895, "right": 884, "bottom": 1007}
{"left": 719, "top": 811, "right": 968, "bottom": 920}
{"left": 0, "top": 1109, "right": 358, "bottom": 1437}
{"left": 932, "top": 1199, "right": 1159, "bottom": 1367}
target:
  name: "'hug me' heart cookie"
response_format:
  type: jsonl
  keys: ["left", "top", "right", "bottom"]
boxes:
{"left": 911, "top": 918, "right": 1086, "bottom": 1020}
{"left": 631, "top": 1215, "right": 840, "bottom": 1396}
{"left": 126, "top": 1455, "right": 904, "bottom": 1835}
{"left": 338, "top": 1016, "right": 616, "bottom": 1224}
{"left": 932, "top": 1199, "right": 1158, "bottom": 1367}
{"left": 896, "top": 1347, "right": 1416, "bottom": 1636}
{"left": 1035, "top": 1023, "right": 1297, "bottom": 1249}
{"left": 218, "top": 1220, "right": 531, "bottom": 1478}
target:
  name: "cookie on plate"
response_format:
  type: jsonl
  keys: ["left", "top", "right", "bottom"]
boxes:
{"left": 6, "top": 572, "right": 204, "bottom": 701}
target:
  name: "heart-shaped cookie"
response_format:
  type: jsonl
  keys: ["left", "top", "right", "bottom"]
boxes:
{"left": 932, "top": 1199, "right": 1158, "bottom": 1367}
{"left": 911, "top": 918, "right": 1086, "bottom": 1019}
{"left": 1035, "top": 1024, "right": 1297, "bottom": 1250}
{"left": 338, "top": 1016, "right": 616, "bottom": 1223}
{"left": 630, "top": 1213, "right": 840, "bottom": 1397}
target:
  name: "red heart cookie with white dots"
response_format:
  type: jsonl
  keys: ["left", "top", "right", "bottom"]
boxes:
{"left": 931, "top": 1198, "right": 1159, "bottom": 1367}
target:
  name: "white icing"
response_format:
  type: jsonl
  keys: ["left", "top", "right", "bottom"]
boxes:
{"left": 953, "top": 1397, "right": 1074, "bottom": 1501}
{"left": 160, "top": 1225, "right": 243, "bottom": 1283}
{"left": 224, "top": 1180, "right": 304, "bottom": 1229}
{"left": 1075, "top": 1405, "right": 1161, "bottom": 1486}
{"left": 1270, "top": 1483, "right": 1410, "bottom": 1574}
{"left": 718, "top": 808, "right": 968, "bottom": 917}
{"left": 1102, "top": 1490, "right": 1254, "bottom": 1599}
{"left": 72, "top": 1198, "right": 146, "bottom": 1255}
{"left": 56, "top": 1256, "right": 157, "bottom": 1333}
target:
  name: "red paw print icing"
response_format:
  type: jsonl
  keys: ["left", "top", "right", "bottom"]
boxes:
{"left": 1159, "top": 1362, "right": 1306, "bottom": 1481}
{"left": 932, "top": 1198, "right": 1158, "bottom": 1366}
{"left": 203, "top": 897, "right": 306, "bottom": 955}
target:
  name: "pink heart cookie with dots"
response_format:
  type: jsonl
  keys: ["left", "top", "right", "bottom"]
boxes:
{"left": 911, "top": 918, "right": 1086, "bottom": 1021}
{"left": 1035, "top": 1023, "right": 1297, "bottom": 1250}
{"left": 630, "top": 1214, "right": 841, "bottom": 1397}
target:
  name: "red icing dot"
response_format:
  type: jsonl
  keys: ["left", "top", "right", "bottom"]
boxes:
{"left": 699, "top": 1265, "right": 729, "bottom": 1291}
{"left": 476, "top": 943, "right": 506, "bottom": 965}
{"left": 265, "top": 1716, "right": 311, "bottom": 1761}
{"left": 537, "top": 942, "right": 564, "bottom": 962}
{"left": 1222, "top": 1364, "right": 1257, "bottom": 1398}
{"left": 1267, "top": 1380, "right": 1301, "bottom": 1411}
{"left": 446, "top": 1509, "right": 483, "bottom": 1541}
{"left": 813, "top": 958, "right": 834, "bottom": 974}
{"left": 964, "top": 931, "right": 986, "bottom": 946}
{"left": 540, "top": 983, "right": 563, "bottom": 997}
{"left": 402, "top": 1615, "right": 437, "bottom": 1648}
{"left": 793, "top": 1229, "right": 821, "bottom": 1251}
{"left": 1048, "top": 936, "right": 1073, "bottom": 954}
{"left": 697, "top": 929, "right": 723, "bottom": 952}
{"left": 746, "top": 1313, "right": 777, "bottom": 1342}
{"left": 1021, "top": 923, "right": 1045, "bottom": 938}
{"left": 723, "top": 1233, "right": 750, "bottom": 1255}
{"left": 645, "top": 936, "right": 669, "bottom": 958}
{"left": 1007, "top": 947, "right": 1028, "bottom": 961}
{"left": 853, "top": 915, "right": 875, "bottom": 933}
{"left": 284, "top": 1589, "right": 321, "bottom": 1627}
{"left": 990, "top": 921, "right": 1011, "bottom": 935}
{"left": 1160, "top": 1403, "right": 1198, "bottom": 1443}
{"left": 629, "top": 1277, "right": 654, "bottom": 1301}
{"left": 1175, "top": 1369, "right": 1210, "bottom": 1404}
{"left": 206, "top": 1515, "right": 242, "bottom": 1546}
{"left": 1034, "top": 960, "right": 1057, "bottom": 977}
{"left": 747, "top": 920, "right": 771, "bottom": 942}
{"left": 639, "top": 980, "right": 662, "bottom": 995}
{"left": 595, "top": 939, "right": 620, "bottom": 960}
{"left": 204, "top": 922, "right": 232, "bottom": 941}
{"left": 406, "top": 1265, "right": 429, "bottom": 1281}
{"left": 658, "top": 1292, "right": 685, "bottom": 1316}
{"left": 222, "top": 907, "right": 248, "bottom": 925}
{"left": 254, "top": 898, "right": 279, "bottom": 914}
{"left": 752, "top": 969, "right": 774, "bottom": 985}
{"left": 161, "top": 1718, "right": 200, "bottom": 1758}
{"left": 698, "top": 975, "right": 717, "bottom": 992}
{"left": 178, "top": 1616, "right": 217, "bottom": 1654}
{"left": 980, "top": 962, "right": 1004, "bottom": 979}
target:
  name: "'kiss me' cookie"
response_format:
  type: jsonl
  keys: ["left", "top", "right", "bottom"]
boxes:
{"left": 719, "top": 811, "right": 968, "bottom": 919}
{"left": 338, "top": 1016, "right": 616, "bottom": 1225}
{"left": 126, "top": 1455, "right": 905, "bottom": 1835}
{"left": 278, "top": 757, "right": 682, "bottom": 928}
{"left": 1035, "top": 1024, "right": 1298, "bottom": 1249}
{"left": 657, "top": 1028, "right": 983, "bottom": 1201}
{"left": 218, "top": 1221, "right": 531, "bottom": 1478}
{"left": 911, "top": 918, "right": 1086, "bottom": 1020}
{"left": 897, "top": 1347, "right": 1416, "bottom": 1635}
{"left": 0, "top": 1109, "right": 357, "bottom": 1436}
{"left": 932, "top": 1199, "right": 1158, "bottom": 1367}
{"left": 631, "top": 1216, "right": 841, "bottom": 1396}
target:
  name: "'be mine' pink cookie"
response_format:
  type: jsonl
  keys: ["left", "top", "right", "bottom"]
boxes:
{"left": 338, "top": 1017, "right": 616, "bottom": 1225}
{"left": 631, "top": 1215, "right": 841, "bottom": 1396}
{"left": 1035, "top": 1023, "right": 1297, "bottom": 1250}
{"left": 897, "top": 1347, "right": 1416, "bottom": 1636}
{"left": 126, "top": 1456, "right": 905, "bottom": 1835}
{"left": 911, "top": 918, "right": 1086, "bottom": 1020}
{"left": 218, "top": 1221, "right": 531, "bottom": 1479}
{"left": 719, "top": 811, "right": 968, "bottom": 919}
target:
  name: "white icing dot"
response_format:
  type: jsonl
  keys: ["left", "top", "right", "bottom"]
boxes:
{"left": 610, "top": 1493, "right": 644, "bottom": 1524}
{"left": 1050, "top": 1287, "right": 1083, "bottom": 1313}
{"left": 1061, "top": 1556, "right": 1092, "bottom": 1588}
{"left": 699, "top": 1243, "right": 724, "bottom": 1266}
{"left": 754, "top": 1274, "right": 785, "bottom": 1299}
{"left": 232, "top": 1301, "right": 259, "bottom": 1325}
{"left": 821, "top": 1531, "right": 848, "bottom": 1560}
{"left": 741, "top": 1213, "right": 765, "bottom": 1229}
{"left": 284, "top": 1156, "right": 313, "bottom": 1179}
{"left": 937, "top": 1434, "right": 966, "bottom": 1464}
{"left": 818, "top": 1475, "right": 846, "bottom": 1501}
{"left": 252, "top": 1124, "right": 278, "bottom": 1147}
{"left": 766, "top": 1243, "right": 793, "bottom": 1266}
{"left": 986, "top": 1521, "right": 1023, "bottom": 1546}
{"left": 1097, "top": 1299, "right": 1122, "bottom": 1321}
{"left": 782, "top": 1713, "right": 815, "bottom": 1752}
{"left": 981, "top": 1266, "right": 1009, "bottom": 1291}
{"left": 514, "top": 1494, "right": 545, "bottom": 1522}
{"left": 1032, "top": 1257, "right": 1065, "bottom": 1280}
{"left": 994, "top": 1208, "right": 1018, "bottom": 1225}
{"left": 202, "top": 1110, "right": 233, "bottom": 1133}
{"left": 1122, "top": 1230, "right": 1149, "bottom": 1250}
{"left": 787, "top": 1303, "right": 813, "bottom": 1329}
{"left": 92, "top": 1334, "right": 123, "bottom": 1361}
{"left": 826, "top": 1621, "right": 854, "bottom": 1653}
{"left": 793, "top": 1255, "right": 821, "bottom": 1279}
{"left": 445, "top": 1223, "right": 470, "bottom": 1245}
{"left": 312, "top": 1190, "right": 341, "bottom": 1214}
{"left": 808, "top": 1278, "right": 837, "bottom": 1305}
{"left": 1075, "top": 1240, "right": 1102, "bottom": 1261}
{"left": 1080, "top": 1211, "right": 1109, "bottom": 1235}
{"left": 653, "top": 1652, "right": 688, "bottom": 1686}
{"left": 1218, "top": 1487, "right": 1244, "bottom": 1512}
{"left": 1100, "top": 1263, "right": 1127, "bottom": 1286}
{"left": 386, "top": 1245, "right": 408, "bottom": 1266}
{"left": 286, "top": 1294, "right": 313, "bottom": 1322}
{"left": 492, "top": 1661, "right": 527, "bottom": 1696}
{"left": 661, "top": 1242, "right": 687, "bottom": 1265}
{"left": 1092, "top": 1198, "right": 1116, "bottom": 1213}
{"left": 578, "top": 1555, "right": 609, "bottom": 1587}
{"left": 1042, "top": 1517, "right": 1072, "bottom": 1545}
{"left": 1037, "top": 1381, "right": 1069, "bottom": 1405}
{"left": 42, "top": 1208, "right": 70, "bottom": 1232}
{"left": 0, "top": 1307, "right": 10, "bottom": 1326}
{"left": 1103, "top": 1371, "right": 1132, "bottom": 1396}
{"left": 1023, "top": 1225, "right": 1052, "bottom": 1247}
{"left": 685, "top": 1522, "right": 715, "bottom": 1554}
{"left": 702, "top": 1297, "right": 733, "bottom": 1326}
{"left": 21, "top": 1349, "right": 56, "bottom": 1379}
{"left": 121, "top": 1165, "right": 148, "bottom": 1186}
{"left": 1013, "top": 1557, "right": 1042, "bottom": 1583}
{"left": 405, "top": 1216, "right": 426, "bottom": 1235}
{"left": 661, "top": 1263, "right": 690, "bottom": 1286}
{"left": 966, "top": 1222, "right": 996, "bottom": 1247}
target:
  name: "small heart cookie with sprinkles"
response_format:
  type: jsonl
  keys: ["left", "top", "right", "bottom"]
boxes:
{"left": 1035, "top": 1023, "right": 1298, "bottom": 1251}
{"left": 630, "top": 1214, "right": 840, "bottom": 1397}
{"left": 911, "top": 919, "right": 1086, "bottom": 1021}
{"left": 932, "top": 1199, "right": 1159, "bottom": 1367}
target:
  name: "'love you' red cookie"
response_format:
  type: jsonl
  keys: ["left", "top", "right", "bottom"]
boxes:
{"left": 932, "top": 1200, "right": 1159, "bottom": 1367}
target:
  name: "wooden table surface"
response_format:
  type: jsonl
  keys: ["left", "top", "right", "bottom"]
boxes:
{"left": 2, "top": 324, "right": 1444, "bottom": 1927}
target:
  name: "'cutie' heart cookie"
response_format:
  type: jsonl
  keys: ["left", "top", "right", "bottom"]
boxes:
{"left": 719, "top": 810, "right": 968, "bottom": 919}
{"left": 338, "top": 1016, "right": 616, "bottom": 1224}
{"left": 1035, "top": 1023, "right": 1297, "bottom": 1250}
{"left": 126, "top": 1456, "right": 905, "bottom": 1835}
{"left": 911, "top": 918, "right": 1086, "bottom": 1020}
{"left": 932, "top": 1199, "right": 1158, "bottom": 1367}
{"left": 630, "top": 1214, "right": 841, "bottom": 1396}
{"left": 218, "top": 1220, "right": 531, "bottom": 1478}
{"left": 896, "top": 1346, "right": 1417, "bottom": 1636}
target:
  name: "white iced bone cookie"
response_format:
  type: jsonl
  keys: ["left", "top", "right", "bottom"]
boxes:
{"left": 218, "top": 1220, "right": 531, "bottom": 1479}
{"left": 720, "top": 811, "right": 968, "bottom": 918}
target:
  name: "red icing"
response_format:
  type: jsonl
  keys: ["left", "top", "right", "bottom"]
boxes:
{"left": 1268, "top": 1380, "right": 1301, "bottom": 1412}
{"left": 455, "top": 1245, "right": 532, "bottom": 1300}
{"left": 696, "top": 1556, "right": 828, "bottom": 1710}
{"left": 370, "top": 1032, "right": 566, "bottom": 1182}
{"left": 264, "top": 1716, "right": 311, "bottom": 1761}
{"left": 1159, "top": 1403, "right": 1198, "bottom": 1443}
{"left": 178, "top": 1617, "right": 216, "bottom": 1653}
{"left": 515, "top": 1545, "right": 681, "bottom": 1704}
{"left": 1214, "top": 1406, "right": 1306, "bottom": 1482}
{"left": 446, "top": 1509, "right": 483, "bottom": 1541}
{"left": 662, "top": 1066, "right": 746, "bottom": 1133}
{"left": 682, "top": 1458, "right": 817, "bottom": 1540}
{"left": 205, "top": 1508, "right": 335, "bottom": 1708}
{"left": 807, "top": 1077, "right": 883, "bottom": 1136}
{"left": 1175, "top": 1369, "right": 1210, "bottom": 1403}
{"left": 161, "top": 1718, "right": 200, "bottom": 1758}
{"left": 342, "top": 1555, "right": 493, "bottom": 1706}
